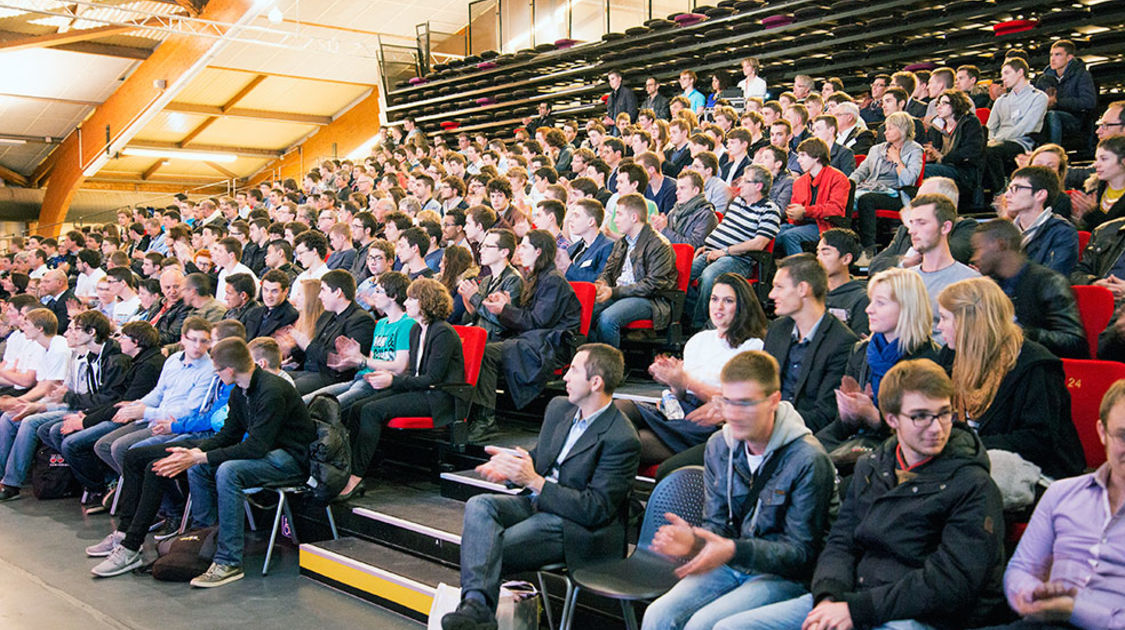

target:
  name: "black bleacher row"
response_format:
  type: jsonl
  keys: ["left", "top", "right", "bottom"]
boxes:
{"left": 384, "top": 0, "right": 1125, "bottom": 137}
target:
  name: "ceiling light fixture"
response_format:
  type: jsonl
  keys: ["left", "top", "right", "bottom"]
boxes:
{"left": 267, "top": 6, "right": 282, "bottom": 23}
{"left": 122, "top": 147, "right": 237, "bottom": 162}
{"left": 0, "top": 138, "right": 28, "bottom": 145}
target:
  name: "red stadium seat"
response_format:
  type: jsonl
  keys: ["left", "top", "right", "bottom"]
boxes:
{"left": 1073, "top": 285, "right": 1114, "bottom": 359}
{"left": 1061, "top": 358, "right": 1125, "bottom": 468}
{"left": 386, "top": 325, "right": 487, "bottom": 437}
{"left": 622, "top": 243, "right": 694, "bottom": 332}
{"left": 854, "top": 154, "right": 866, "bottom": 167}
{"left": 714, "top": 210, "right": 724, "bottom": 224}
{"left": 1078, "top": 230, "right": 1091, "bottom": 259}
{"left": 976, "top": 107, "right": 990, "bottom": 126}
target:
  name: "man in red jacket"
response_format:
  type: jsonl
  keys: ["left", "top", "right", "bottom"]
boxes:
{"left": 774, "top": 138, "right": 850, "bottom": 256}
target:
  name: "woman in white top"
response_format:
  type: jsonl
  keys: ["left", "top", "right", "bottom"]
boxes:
{"left": 615, "top": 273, "right": 767, "bottom": 465}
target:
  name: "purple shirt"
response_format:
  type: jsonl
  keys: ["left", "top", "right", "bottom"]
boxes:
{"left": 1004, "top": 465, "right": 1125, "bottom": 629}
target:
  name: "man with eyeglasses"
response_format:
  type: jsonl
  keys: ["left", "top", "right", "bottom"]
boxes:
{"left": 739, "top": 358, "right": 1008, "bottom": 630}
{"left": 984, "top": 380, "right": 1125, "bottom": 630}
{"left": 349, "top": 211, "right": 381, "bottom": 283}
{"left": 641, "top": 350, "right": 837, "bottom": 630}
{"left": 1066, "top": 101, "right": 1125, "bottom": 189}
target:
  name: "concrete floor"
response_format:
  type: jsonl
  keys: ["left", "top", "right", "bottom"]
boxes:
{"left": 0, "top": 494, "right": 420, "bottom": 630}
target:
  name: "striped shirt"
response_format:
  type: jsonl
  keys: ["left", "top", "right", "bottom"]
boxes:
{"left": 704, "top": 196, "right": 783, "bottom": 256}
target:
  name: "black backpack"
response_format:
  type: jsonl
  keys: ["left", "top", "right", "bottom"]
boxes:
{"left": 305, "top": 394, "right": 351, "bottom": 503}
{"left": 151, "top": 526, "right": 218, "bottom": 581}
{"left": 31, "top": 446, "right": 81, "bottom": 500}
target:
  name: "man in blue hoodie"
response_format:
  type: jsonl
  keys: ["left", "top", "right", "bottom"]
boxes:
{"left": 641, "top": 351, "right": 837, "bottom": 630}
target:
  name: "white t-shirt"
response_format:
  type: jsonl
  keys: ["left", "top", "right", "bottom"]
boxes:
{"left": 113, "top": 295, "right": 141, "bottom": 326}
{"left": 216, "top": 263, "right": 260, "bottom": 302}
{"left": 740, "top": 75, "right": 768, "bottom": 101}
{"left": 75, "top": 268, "right": 106, "bottom": 301}
{"left": 291, "top": 263, "right": 329, "bottom": 305}
{"left": 2, "top": 331, "right": 30, "bottom": 372}
{"left": 683, "top": 330, "right": 765, "bottom": 396}
{"left": 25, "top": 335, "right": 70, "bottom": 382}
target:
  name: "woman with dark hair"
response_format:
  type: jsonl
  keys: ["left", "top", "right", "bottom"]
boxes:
{"left": 339, "top": 278, "right": 468, "bottom": 499}
{"left": 438, "top": 244, "right": 478, "bottom": 323}
{"left": 468, "top": 230, "right": 582, "bottom": 439}
{"left": 707, "top": 71, "right": 731, "bottom": 109}
{"left": 922, "top": 88, "right": 985, "bottom": 202}
{"left": 617, "top": 273, "right": 768, "bottom": 467}
{"left": 130, "top": 277, "right": 164, "bottom": 323}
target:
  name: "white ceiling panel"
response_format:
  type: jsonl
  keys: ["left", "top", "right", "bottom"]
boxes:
{"left": 0, "top": 48, "right": 137, "bottom": 103}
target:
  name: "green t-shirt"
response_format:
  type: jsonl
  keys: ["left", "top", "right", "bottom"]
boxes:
{"left": 358, "top": 315, "right": 416, "bottom": 375}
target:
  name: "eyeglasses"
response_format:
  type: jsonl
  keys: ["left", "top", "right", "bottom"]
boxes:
{"left": 1096, "top": 121, "right": 1125, "bottom": 128}
{"left": 1006, "top": 183, "right": 1035, "bottom": 194}
{"left": 713, "top": 395, "right": 771, "bottom": 409}
{"left": 904, "top": 410, "right": 954, "bottom": 428}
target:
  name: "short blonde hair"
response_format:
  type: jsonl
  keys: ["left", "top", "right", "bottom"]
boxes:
{"left": 884, "top": 111, "right": 915, "bottom": 142}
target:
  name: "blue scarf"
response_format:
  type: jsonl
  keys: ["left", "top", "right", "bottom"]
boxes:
{"left": 866, "top": 333, "right": 903, "bottom": 401}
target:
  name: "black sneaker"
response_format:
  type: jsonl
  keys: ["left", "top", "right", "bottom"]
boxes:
{"left": 441, "top": 598, "right": 497, "bottom": 630}
{"left": 152, "top": 519, "right": 181, "bottom": 542}
{"left": 83, "top": 492, "right": 107, "bottom": 515}
{"left": 0, "top": 486, "right": 19, "bottom": 502}
{"left": 467, "top": 415, "right": 501, "bottom": 444}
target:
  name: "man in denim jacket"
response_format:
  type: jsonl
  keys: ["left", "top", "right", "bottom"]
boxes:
{"left": 642, "top": 350, "right": 837, "bottom": 630}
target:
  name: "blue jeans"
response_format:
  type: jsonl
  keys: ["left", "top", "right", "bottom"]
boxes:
{"left": 775, "top": 223, "right": 820, "bottom": 257}
{"left": 641, "top": 564, "right": 806, "bottom": 630}
{"left": 723, "top": 593, "right": 937, "bottom": 630}
{"left": 687, "top": 254, "right": 755, "bottom": 329}
{"left": 186, "top": 448, "right": 305, "bottom": 567}
{"left": 592, "top": 297, "right": 655, "bottom": 346}
{"left": 1043, "top": 110, "right": 1082, "bottom": 149}
{"left": 0, "top": 409, "right": 67, "bottom": 488}
{"left": 54, "top": 421, "right": 122, "bottom": 490}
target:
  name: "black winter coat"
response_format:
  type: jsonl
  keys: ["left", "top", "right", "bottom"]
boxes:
{"left": 812, "top": 425, "right": 1008, "bottom": 629}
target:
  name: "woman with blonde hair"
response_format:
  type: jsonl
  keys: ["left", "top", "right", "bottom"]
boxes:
{"left": 936, "top": 277, "right": 1083, "bottom": 478}
{"left": 817, "top": 268, "right": 938, "bottom": 466}
{"left": 278, "top": 277, "right": 325, "bottom": 368}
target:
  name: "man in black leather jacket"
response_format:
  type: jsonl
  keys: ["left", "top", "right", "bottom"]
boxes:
{"left": 972, "top": 219, "right": 1088, "bottom": 359}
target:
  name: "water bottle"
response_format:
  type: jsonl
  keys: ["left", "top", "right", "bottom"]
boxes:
{"left": 661, "top": 389, "right": 685, "bottom": 420}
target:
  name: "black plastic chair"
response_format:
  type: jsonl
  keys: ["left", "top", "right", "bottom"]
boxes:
{"left": 558, "top": 466, "right": 706, "bottom": 630}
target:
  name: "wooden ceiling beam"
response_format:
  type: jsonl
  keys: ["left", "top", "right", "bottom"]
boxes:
{"left": 205, "top": 161, "right": 238, "bottom": 179}
{"left": 81, "top": 179, "right": 231, "bottom": 194}
{"left": 30, "top": 152, "right": 58, "bottom": 188}
{"left": 128, "top": 139, "right": 282, "bottom": 159}
{"left": 165, "top": 102, "right": 331, "bottom": 125}
{"left": 141, "top": 159, "right": 168, "bottom": 180}
{"left": 0, "top": 165, "right": 29, "bottom": 187}
{"left": 0, "top": 24, "right": 141, "bottom": 52}
{"left": 53, "top": 41, "right": 153, "bottom": 60}
{"left": 179, "top": 116, "right": 218, "bottom": 146}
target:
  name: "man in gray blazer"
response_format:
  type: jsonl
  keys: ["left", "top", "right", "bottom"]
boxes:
{"left": 442, "top": 344, "right": 641, "bottom": 630}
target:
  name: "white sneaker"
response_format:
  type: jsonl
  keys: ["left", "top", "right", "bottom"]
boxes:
{"left": 91, "top": 545, "right": 143, "bottom": 577}
{"left": 85, "top": 531, "right": 125, "bottom": 557}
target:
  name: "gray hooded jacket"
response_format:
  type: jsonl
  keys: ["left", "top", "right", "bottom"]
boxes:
{"left": 702, "top": 401, "right": 838, "bottom": 583}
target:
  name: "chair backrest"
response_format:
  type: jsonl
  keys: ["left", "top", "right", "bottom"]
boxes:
{"left": 637, "top": 466, "right": 706, "bottom": 548}
{"left": 569, "top": 281, "right": 596, "bottom": 337}
{"left": 452, "top": 325, "right": 488, "bottom": 387}
{"left": 1072, "top": 285, "right": 1114, "bottom": 359}
{"left": 976, "top": 107, "right": 990, "bottom": 125}
{"left": 1061, "top": 359, "right": 1125, "bottom": 468}
{"left": 1078, "top": 230, "right": 1091, "bottom": 259}
{"left": 671, "top": 243, "right": 695, "bottom": 293}
{"left": 915, "top": 151, "right": 926, "bottom": 188}
{"left": 854, "top": 154, "right": 866, "bottom": 167}
{"left": 715, "top": 210, "right": 725, "bottom": 224}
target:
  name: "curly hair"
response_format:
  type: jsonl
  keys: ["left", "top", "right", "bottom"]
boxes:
{"left": 407, "top": 278, "right": 453, "bottom": 323}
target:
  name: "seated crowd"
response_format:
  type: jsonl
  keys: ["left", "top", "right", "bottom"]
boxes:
{"left": 0, "top": 37, "right": 1120, "bottom": 630}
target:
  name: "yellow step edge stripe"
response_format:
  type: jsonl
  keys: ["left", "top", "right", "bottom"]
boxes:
{"left": 300, "top": 549, "right": 436, "bottom": 615}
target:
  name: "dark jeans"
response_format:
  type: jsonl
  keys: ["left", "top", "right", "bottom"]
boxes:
{"left": 118, "top": 443, "right": 187, "bottom": 551}
{"left": 655, "top": 442, "right": 706, "bottom": 484}
{"left": 984, "top": 141, "right": 1026, "bottom": 197}
{"left": 855, "top": 192, "right": 903, "bottom": 248}
{"left": 459, "top": 493, "right": 566, "bottom": 609}
{"left": 291, "top": 370, "right": 339, "bottom": 396}
{"left": 54, "top": 421, "right": 121, "bottom": 490}
{"left": 472, "top": 342, "right": 505, "bottom": 412}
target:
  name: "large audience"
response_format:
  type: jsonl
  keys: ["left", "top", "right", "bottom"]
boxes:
{"left": 0, "top": 37, "right": 1122, "bottom": 629}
